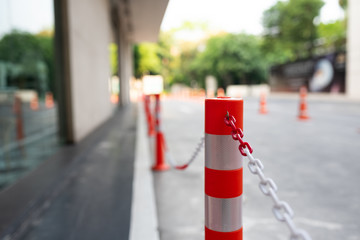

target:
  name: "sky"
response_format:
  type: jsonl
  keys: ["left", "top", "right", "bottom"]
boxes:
{"left": 0, "top": 0, "right": 345, "bottom": 39}
{"left": 0, "top": 0, "right": 54, "bottom": 37}
{"left": 161, "top": 0, "right": 345, "bottom": 35}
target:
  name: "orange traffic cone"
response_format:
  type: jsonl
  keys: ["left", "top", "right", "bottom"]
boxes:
{"left": 45, "top": 92, "right": 54, "bottom": 108}
{"left": 298, "top": 86, "right": 310, "bottom": 120}
{"left": 217, "top": 88, "right": 225, "bottom": 97}
{"left": 30, "top": 93, "right": 39, "bottom": 110}
{"left": 259, "top": 92, "right": 268, "bottom": 114}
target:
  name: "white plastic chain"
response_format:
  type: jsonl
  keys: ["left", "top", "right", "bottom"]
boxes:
{"left": 225, "top": 113, "right": 311, "bottom": 240}
{"left": 244, "top": 148, "right": 311, "bottom": 240}
{"left": 166, "top": 136, "right": 204, "bottom": 170}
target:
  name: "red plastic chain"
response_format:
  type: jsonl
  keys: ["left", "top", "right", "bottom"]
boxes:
{"left": 224, "top": 113, "right": 253, "bottom": 156}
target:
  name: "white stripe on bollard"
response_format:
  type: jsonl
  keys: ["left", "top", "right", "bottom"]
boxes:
{"left": 205, "top": 195, "right": 243, "bottom": 232}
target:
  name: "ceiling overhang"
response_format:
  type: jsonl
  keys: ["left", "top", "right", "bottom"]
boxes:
{"left": 119, "top": 0, "right": 169, "bottom": 43}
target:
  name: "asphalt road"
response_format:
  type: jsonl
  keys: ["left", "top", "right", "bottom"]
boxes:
{"left": 154, "top": 95, "right": 360, "bottom": 240}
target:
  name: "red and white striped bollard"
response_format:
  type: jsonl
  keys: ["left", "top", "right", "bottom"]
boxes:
{"left": 205, "top": 97, "right": 243, "bottom": 240}
{"left": 152, "top": 94, "right": 170, "bottom": 171}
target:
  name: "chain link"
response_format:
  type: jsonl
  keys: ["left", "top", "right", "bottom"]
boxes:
{"left": 166, "top": 136, "right": 204, "bottom": 170}
{"left": 225, "top": 113, "right": 311, "bottom": 240}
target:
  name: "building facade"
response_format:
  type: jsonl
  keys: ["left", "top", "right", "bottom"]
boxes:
{"left": 55, "top": 0, "right": 169, "bottom": 143}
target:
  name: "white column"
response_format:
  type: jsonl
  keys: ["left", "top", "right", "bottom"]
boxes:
{"left": 346, "top": 0, "right": 360, "bottom": 99}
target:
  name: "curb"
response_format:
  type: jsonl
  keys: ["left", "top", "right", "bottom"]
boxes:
{"left": 129, "top": 102, "right": 159, "bottom": 240}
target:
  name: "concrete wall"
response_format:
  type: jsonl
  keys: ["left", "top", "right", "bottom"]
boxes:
{"left": 346, "top": 0, "right": 360, "bottom": 99}
{"left": 67, "top": 0, "right": 115, "bottom": 142}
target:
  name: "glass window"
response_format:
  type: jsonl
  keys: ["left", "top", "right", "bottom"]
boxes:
{"left": 0, "top": 0, "right": 59, "bottom": 190}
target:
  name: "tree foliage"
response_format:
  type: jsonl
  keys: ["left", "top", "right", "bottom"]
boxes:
{"left": 263, "top": 0, "right": 324, "bottom": 61}
{"left": 109, "top": 43, "right": 118, "bottom": 76}
{"left": 0, "top": 30, "right": 55, "bottom": 96}
{"left": 317, "top": 20, "right": 346, "bottom": 52}
{"left": 193, "top": 34, "right": 268, "bottom": 88}
{"left": 133, "top": 0, "right": 346, "bottom": 88}
{"left": 133, "top": 43, "right": 161, "bottom": 78}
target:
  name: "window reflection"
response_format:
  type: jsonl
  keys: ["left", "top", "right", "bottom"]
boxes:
{"left": 0, "top": 0, "right": 59, "bottom": 190}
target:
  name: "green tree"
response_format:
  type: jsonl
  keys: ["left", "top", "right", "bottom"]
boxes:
{"left": 317, "top": 20, "right": 346, "bottom": 52}
{"left": 0, "top": 30, "right": 55, "bottom": 96}
{"left": 263, "top": 0, "right": 324, "bottom": 61}
{"left": 339, "top": 0, "right": 347, "bottom": 10}
{"left": 157, "top": 22, "right": 210, "bottom": 87}
{"left": 109, "top": 43, "right": 118, "bottom": 76}
{"left": 192, "top": 33, "right": 268, "bottom": 88}
{"left": 133, "top": 43, "right": 161, "bottom": 78}
{"left": 35, "top": 32, "right": 55, "bottom": 96}
{"left": 157, "top": 31, "right": 175, "bottom": 87}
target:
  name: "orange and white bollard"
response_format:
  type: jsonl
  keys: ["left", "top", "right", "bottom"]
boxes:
{"left": 259, "top": 92, "right": 268, "bottom": 114}
{"left": 152, "top": 94, "right": 170, "bottom": 171}
{"left": 205, "top": 97, "right": 243, "bottom": 240}
{"left": 298, "top": 86, "right": 310, "bottom": 120}
{"left": 45, "top": 92, "right": 54, "bottom": 108}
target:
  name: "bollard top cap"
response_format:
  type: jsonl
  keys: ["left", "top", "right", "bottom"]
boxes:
{"left": 205, "top": 97, "right": 243, "bottom": 135}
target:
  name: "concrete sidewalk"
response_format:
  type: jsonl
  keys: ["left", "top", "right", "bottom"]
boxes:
{"left": 0, "top": 105, "right": 137, "bottom": 240}
{"left": 147, "top": 95, "right": 360, "bottom": 240}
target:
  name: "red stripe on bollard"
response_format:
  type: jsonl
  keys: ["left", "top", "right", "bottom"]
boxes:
{"left": 205, "top": 167, "right": 243, "bottom": 198}
{"left": 144, "top": 95, "right": 155, "bottom": 136}
{"left": 205, "top": 97, "right": 243, "bottom": 240}
{"left": 205, "top": 227, "right": 243, "bottom": 240}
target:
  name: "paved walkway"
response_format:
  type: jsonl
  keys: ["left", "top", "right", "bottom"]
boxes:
{"left": 153, "top": 95, "right": 360, "bottom": 240}
{"left": 0, "top": 105, "right": 137, "bottom": 240}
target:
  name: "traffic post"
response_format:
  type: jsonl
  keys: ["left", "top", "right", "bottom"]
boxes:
{"left": 152, "top": 94, "right": 170, "bottom": 171}
{"left": 298, "top": 86, "right": 310, "bottom": 120}
{"left": 144, "top": 95, "right": 155, "bottom": 136}
{"left": 259, "top": 92, "right": 268, "bottom": 114}
{"left": 204, "top": 97, "right": 243, "bottom": 240}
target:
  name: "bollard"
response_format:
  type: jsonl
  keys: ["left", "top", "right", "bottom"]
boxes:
{"left": 298, "top": 86, "right": 310, "bottom": 120}
{"left": 152, "top": 94, "right": 170, "bottom": 171}
{"left": 144, "top": 95, "right": 155, "bottom": 136}
{"left": 259, "top": 92, "right": 268, "bottom": 114}
{"left": 205, "top": 97, "right": 243, "bottom": 240}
